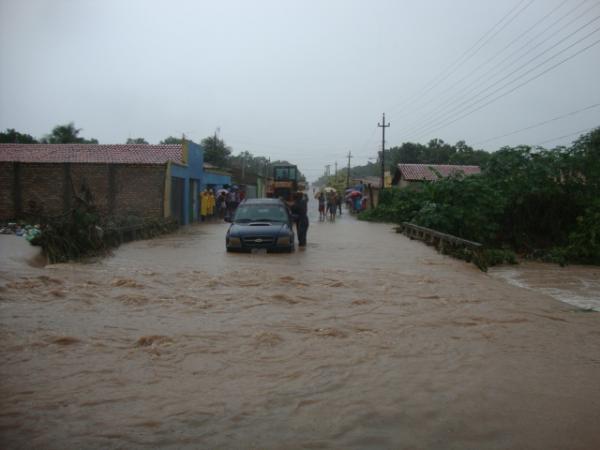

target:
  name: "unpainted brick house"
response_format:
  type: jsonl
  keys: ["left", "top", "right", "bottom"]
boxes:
{"left": 392, "top": 163, "right": 481, "bottom": 188}
{"left": 0, "top": 142, "right": 209, "bottom": 225}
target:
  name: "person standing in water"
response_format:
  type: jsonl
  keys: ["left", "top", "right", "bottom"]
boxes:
{"left": 291, "top": 192, "right": 309, "bottom": 248}
{"left": 317, "top": 192, "right": 326, "bottom": 221}
{"left": 327, "top": 191, "right": 337, "bottom": 222}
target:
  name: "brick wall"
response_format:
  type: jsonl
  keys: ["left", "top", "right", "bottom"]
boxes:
{"left": 0, "top": 162, "right": 166, "bottom": 222}
{"left": 113, "top": 165, "right": 165, "bottom": 219}
{"left": 21, "top": 163, "right": 66, "bottom": 218}
{"left": 0, "top": 162, "right": 15, "bottom": 220}
{"left": 70, "top": 164, "right": 111, "bottom": 216}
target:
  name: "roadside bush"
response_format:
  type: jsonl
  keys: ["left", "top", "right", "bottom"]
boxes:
{"left": 33, "top": 208, "right": 105, "bottom": 263}
{"left": 564, "top": 199, "right": 600, "bottom": 264}
{"left": 361, "top": 127, "right": 600, "bottom": 266}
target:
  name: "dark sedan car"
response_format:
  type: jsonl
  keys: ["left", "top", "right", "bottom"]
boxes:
{"left": 225, "top": 198, "right": 295, "bottom": 252}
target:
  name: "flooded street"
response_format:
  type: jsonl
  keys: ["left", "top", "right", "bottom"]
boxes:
{"left": 1, "top": 208, "right": 600, "bottom": 449}
{"left": 489, "top": 263, "right": 600, "bottom": 312}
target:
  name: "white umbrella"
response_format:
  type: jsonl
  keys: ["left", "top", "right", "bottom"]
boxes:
{"left": 323, "top": 187, "right": 336, "bottom": 193}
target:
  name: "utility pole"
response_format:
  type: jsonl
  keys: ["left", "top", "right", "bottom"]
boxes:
{"left": 241, "top": 153, "right": 246, "bottom": 180}
{"left": 346, "top": 151, "right": 352, "bottom": 188}
{"left": 334, "top": 161, "right": 338, "bottom": 181}
{"left": 378, "top": 113, "right": 390, "bottom": 189}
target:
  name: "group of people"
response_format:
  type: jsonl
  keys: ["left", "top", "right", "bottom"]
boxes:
{"left": 316, "top": 190, "right": 342, "bottom": 221}
{"left": 199, "top": 189, "right": 216, "bottom": 221}
{"left": 201, "top": 186, "right": 245, "bottom": 221}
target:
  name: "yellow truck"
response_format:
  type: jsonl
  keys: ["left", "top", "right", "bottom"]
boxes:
{"left": 266, "top": 165, "right": 302, "bottom": 204}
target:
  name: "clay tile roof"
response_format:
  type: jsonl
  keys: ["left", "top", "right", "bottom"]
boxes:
{"left": 0, "top": 144, "right": 183, "bottom": 165}
{"left": 397, "top": 163, "right": 481, "bottom": 181}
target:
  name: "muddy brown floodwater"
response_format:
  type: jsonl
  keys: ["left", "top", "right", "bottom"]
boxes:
{"left": 1, "top": 207, "right": 600, "bottom": 449}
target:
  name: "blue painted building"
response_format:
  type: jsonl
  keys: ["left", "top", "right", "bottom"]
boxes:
{"left": 164, "top": 141, "right": 205, "bottom": 225}
{"left": 163, "top": 142, "right": 232, "bottom": 225}
{"left": 202, "top": 163, "right": 232, "bottom": 192}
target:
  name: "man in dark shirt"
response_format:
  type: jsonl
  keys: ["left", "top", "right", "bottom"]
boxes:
{"left": 290, "top": 192, "right": 309, "bottom": 247}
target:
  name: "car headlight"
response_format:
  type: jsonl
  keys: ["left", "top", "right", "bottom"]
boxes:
{"left": 228, "top": 236, "right": 242, "bottom": 247}
{"left": 277, "top": 233, "right": 293, "bottom": 246}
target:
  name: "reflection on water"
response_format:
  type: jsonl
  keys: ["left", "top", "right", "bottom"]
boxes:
{"left": 1, "top": 208, "right": 600, "bottom": 449}
{"left": 490, "top": 263, "right": 600, "bottom": 311}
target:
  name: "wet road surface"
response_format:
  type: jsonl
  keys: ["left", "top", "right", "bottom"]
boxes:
{"left": 1, "top": 208, "right": 600, "bottom": 449}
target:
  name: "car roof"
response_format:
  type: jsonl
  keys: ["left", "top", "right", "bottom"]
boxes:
{"left": 240, "top": 198, "right": 286, "bottom": 206}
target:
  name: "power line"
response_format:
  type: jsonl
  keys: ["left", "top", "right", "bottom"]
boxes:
{"left": 407, "top": 23, "right": 600, "bottom": 141}
{"left": 388, "top": 0, "right": 533, "bottom": 115}
{"left": 399, "top": 1, "right": 599, "bottom": 138}
{"left": 536, "top": 127, "right": 596, "bottom": 145}
{"left": 474, "top": 102, "right": 600, "bottom": 145}
{"left": 394, "top": 0, "right": 582, "bottom": 129}
{"left": 423, "top": 37, "right": 600, "bottom": 141}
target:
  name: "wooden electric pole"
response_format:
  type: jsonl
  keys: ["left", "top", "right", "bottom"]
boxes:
{"left": 378, "top": 113, "right": 390, "bottom": 189}
{"left": 346, "top": 151, "right": 352, "bottom": 188}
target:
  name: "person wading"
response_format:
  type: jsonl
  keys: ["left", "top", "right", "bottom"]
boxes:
{"left": 327, "top": 191, "right": 337, "bottom": 222}
{"left": 291, "top": 192, "right": 309, "bottom": 248}
{"left": 316, "top": 191, "right": 326, "bottom": 221}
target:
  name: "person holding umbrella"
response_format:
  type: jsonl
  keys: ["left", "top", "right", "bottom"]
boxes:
{"left": 351, "top": 190, "right": 362, "bottom": 213}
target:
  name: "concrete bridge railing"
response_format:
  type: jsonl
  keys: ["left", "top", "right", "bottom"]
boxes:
{"left": 395, "top": 222, "right": 486, "bottom": 270}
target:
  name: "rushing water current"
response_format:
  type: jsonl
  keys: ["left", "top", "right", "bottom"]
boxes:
{"left": 1, "top": 208, "right": 599, "bottom": 449}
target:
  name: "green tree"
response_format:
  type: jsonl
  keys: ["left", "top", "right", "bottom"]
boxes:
{"left": 361, "top": 127, "right": 600, "bottom": 265}
{"left": 230, "top": 151, "right": 271, "bottom": 176}
{"left": 159, "top": 136, "right": 183, "bottom": 145}
{"left": 42, "top": 122, "right": 98, "bottom": 144}
{"left": 200, "top": 135, "right": 232, "bottom": 168}
{"left": 0, "top": 128, "right": 38, "bottom": 143}
{"left": 450, "top": 140, "right": 491, "bottom": 166}
{"left": 126, "top": 137, "right": 149, "bottom": 144}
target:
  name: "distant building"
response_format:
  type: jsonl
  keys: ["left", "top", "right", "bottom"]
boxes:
{"left": 350, "top": 171, "right": 391, "bottom": 208}
{"left": 203, "top": 163, "right": 232, "bottom": 192}
{"left": 392, "top": 164, "right": 481, "bottom": 188}
{"left": 229, "top": 167, "right": 269, "bottom": 199}
{"left": 0, "top": 142, "right": 209, "bottom": 225}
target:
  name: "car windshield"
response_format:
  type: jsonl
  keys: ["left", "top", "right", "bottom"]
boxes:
{"left": 234, "top": 204, "right": 289, "bottom": 223}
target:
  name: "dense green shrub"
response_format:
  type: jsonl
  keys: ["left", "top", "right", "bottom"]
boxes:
{"left": 31, "top": 187, "right": 178, "bottom": 263}
{"left": 361, "top": 128, "right": 600, "bottom": 266}
{"left": 564, "top": 199, "right": 600, "bottom": 264}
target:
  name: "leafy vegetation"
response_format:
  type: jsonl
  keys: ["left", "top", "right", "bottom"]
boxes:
{"left": 0, "top": 128, "right": 38, "bottom": 143}
{"left": 31, "top": 186, "right": 177, "bottom": 263}
{"left": 126, "top": 137, "right": 149, "bottom": 144}
{"left": 361, "top": 128, "right": 600, "bottom": 266}
{"left": 42, "top": 122, "right": 98, "bottom": 144}
{"left": 314, "top": 139, "right": 490, "bottom": 186}
{"left": 200, "top": 135, "right": 233, "bottom": 168}
{"left": 2, "top": 123, "right": 98, "bottom": 144}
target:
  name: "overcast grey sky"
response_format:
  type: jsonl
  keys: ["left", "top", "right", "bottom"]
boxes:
{"left": 1, "top": 0, "right": 599, "bottom": 181}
